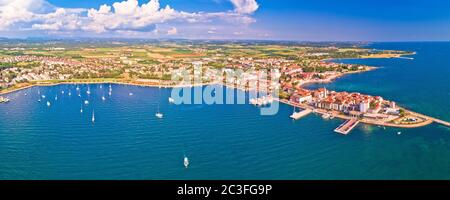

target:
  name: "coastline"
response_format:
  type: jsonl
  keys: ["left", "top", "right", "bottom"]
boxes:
{"left": 298, "top": 66, "right": 377, "bottom": 87}
{"left": 1, "top": 78, "right": 446, "bottom": 129}
{"left": 2, "top": 51, "right": 448, "bottom": 130}
{"left": 0, "top": 79, "right": 216, "bottom": 96}
{"left": 278, "top": 99, "right": 435, "bottom": 129}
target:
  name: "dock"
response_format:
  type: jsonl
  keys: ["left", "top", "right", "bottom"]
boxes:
{"left": 432, "top": 118, "right": 450, "bottom": 128}
{"left": 334, "top": 119, "right": 360, "bottom": 135}
{"left": 290, "top": 109, "right": 312, "bottom": 120}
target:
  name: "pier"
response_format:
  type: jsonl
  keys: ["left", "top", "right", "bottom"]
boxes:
{"left": 405, "top": 109, "right": 450, "bottom": 128}
{"left": 334, "top": 119, "right": 360, "bottom": 135}
{"left": 433, "top": 118, "right": 450, "bottom": 128}
{"left": 290, "top": 109, "right": 312, "bottom": 120}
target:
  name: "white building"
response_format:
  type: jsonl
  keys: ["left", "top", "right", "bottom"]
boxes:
{"left": 359, "top": 100, "right": 370, "bottom": 113}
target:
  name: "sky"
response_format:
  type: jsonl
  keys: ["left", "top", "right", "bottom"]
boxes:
{"left": 0, "top": 0, "right": 450, "bottom": 41}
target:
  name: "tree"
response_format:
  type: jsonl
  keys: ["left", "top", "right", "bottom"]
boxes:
{"left": 399, "top": 109, "right": 406, "bottom": 117}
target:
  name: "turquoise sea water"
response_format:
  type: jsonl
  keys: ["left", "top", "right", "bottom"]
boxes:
{"left": 1, "top": 42, "right": 450, "bottom": 180}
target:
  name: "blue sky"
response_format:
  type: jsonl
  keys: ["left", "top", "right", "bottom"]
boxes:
{"left": 1, "top": 0, "right": 450, "bottom": 41}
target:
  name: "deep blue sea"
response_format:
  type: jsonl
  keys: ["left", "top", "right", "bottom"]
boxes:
{"left": 0, "top": 42, "right": 449, "bottom": 180}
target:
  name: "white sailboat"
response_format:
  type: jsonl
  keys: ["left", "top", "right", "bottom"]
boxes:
{"left": 155, "top": 68, "right": 164, "bottom": 119}
{"left": 102, "top": 96, "right": 106, "bottom": 101}
{"left": 184, "top": 156, "right": 189, "bottom": 168}
{"left": 61, "top": 90, "right": 65, "bottom": 94}
{"left": 80, "top": 106, "right": 83, "bottom": 113}
{"left": 76, "top": 86, "right": 80, "bottom": 91}
{"left": 84, "top": 100, "right": 89, "bottom": 105}
{"left": 86, "top": 86, "right": 91, "bottom": 95}
{"left": 92, "top": 110, "right": 95, "bottom": 123}
{"left": 55, "top": 95, "right": 58, "bottom": 101}
{"left": 46, "top": 101, "right": 51, "bottom": 107}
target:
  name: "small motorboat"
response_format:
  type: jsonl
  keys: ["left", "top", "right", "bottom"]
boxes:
{"left": 168, "top": 97, "right": 175, "bottom": 103}
{"left": 47, "top": 101, "right": 51, "bottom": 107}
{"left": 155, "top": 112, "right": 164, "bottom": 119}
{"left": 84, "top": 100, "right": 89, "bottom": 105}
{"left": 322, "top": 113, "right": 331, "bottom": 119}
{"left": 184, "top": 156, "right": 189, "bottom": 168}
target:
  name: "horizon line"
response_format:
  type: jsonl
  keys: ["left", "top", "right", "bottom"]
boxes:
{"left": 1, "top": 36, "right": 450, "bottom": 44}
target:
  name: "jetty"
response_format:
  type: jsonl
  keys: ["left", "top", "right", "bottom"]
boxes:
{"left": 433, "top": 118, "right": 450, "bottom": 128}
{"left": 334, "top": 119, "right": 360, "bottom": 135}
{"left": 290, "top": 109, "right": 312, "bottom": 120}
{"left": 405, "top": 109, "right": 450, "bottom": 128}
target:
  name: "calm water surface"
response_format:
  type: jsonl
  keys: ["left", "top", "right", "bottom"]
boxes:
{"left": 0, "top": 42, "right": 449, "bottom": 179}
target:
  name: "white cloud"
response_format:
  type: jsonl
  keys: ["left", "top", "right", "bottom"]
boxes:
{"left": 230, "top": 0, "right": 259, "bottom": 14}
{"left": 167, "top": 27, "right": 177, "bottom": 35}
{"left": 0, "top": 0, "right": 261, "bottom": 38}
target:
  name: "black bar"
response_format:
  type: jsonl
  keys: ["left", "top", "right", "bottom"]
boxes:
{"left": 1, "top": 181, "right": 450, "bottom": 198}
